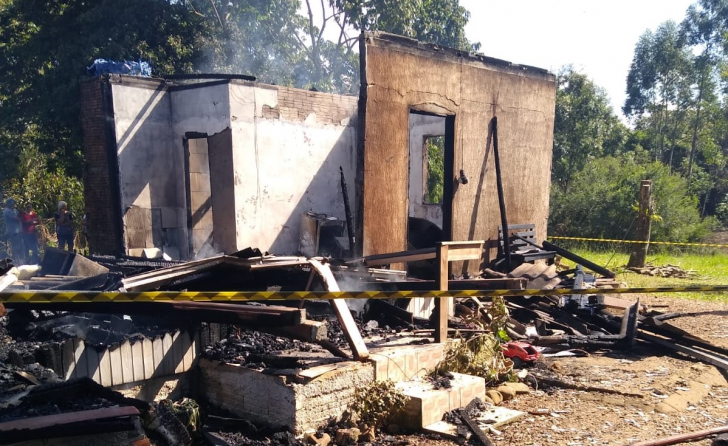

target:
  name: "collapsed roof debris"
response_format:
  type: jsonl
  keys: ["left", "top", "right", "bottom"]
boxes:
{"left": 1, "top": 240, "right": 727, "bottom": 445}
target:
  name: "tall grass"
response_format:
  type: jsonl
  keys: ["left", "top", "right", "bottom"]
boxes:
{"left": 551, "top": 240, "right": 728, "bottom": 303}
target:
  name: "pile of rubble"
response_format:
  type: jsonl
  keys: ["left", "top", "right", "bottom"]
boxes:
{"left": 627, "top": 263, "right": 699, "bottom": 278}
{"left": 1, "top": 239, "right": 728, "bottom": 446}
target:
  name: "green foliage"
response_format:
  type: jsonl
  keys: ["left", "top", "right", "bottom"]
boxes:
{"left": 553, "top": 67, "right": 628, "bottom": 191}
{"left": 336, "top": 0, "right": 480, "bottom": 52}
{"left": 184, "top": 0, "right": 307, "bottom": 86}
{"left": 425, "top": 136, "right": 444, "bottom": 204}
{"left": 0, "top": 0, "right": 208, "bottom": 181}
{"left": 2, "top": 142, "right": 84, "bottom": 234}
{"left": 433, "top": 334, "right": 512, "bottom": 386}
{"left": 549, "top": 153, "right": 713, "bottom": 243}
{"left": 432, "top": 297, "right": 513, "bottom": 386}
{"left": 348, "top": 380, "right": 407, "bottom": 428}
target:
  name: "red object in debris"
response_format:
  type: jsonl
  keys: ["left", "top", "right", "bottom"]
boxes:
{"left": 502, "top": 341, "right": 540, "bottom": 366}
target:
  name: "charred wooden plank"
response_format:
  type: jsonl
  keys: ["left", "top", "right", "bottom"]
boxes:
{"left": 638, "top": 331, "right": 728, "bottom": 371}
{"left": 461, "top": 398, "right": 493, "bottom": 446}
{"left": 308, "top": 259, "right": 369, "bottom": 360}
{"left": 542, "top": 241, "right": 615, "bottom": 278}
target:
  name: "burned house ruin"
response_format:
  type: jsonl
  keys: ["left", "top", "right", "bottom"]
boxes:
{"left": 81, "top": 33, "right": 556, "bottom": 270}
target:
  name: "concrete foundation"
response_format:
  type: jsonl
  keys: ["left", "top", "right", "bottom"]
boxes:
{"left": 198, "top": 358, "right": 374, "bottom": 434}
{"left": 197, "top": 340, "right": 485, "bottom": 435}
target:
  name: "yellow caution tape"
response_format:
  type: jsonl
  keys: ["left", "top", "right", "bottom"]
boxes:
{"left": 548, "top": 236, "right": 728, "bottom": 248}
{"left": 1, "top": 286, "right": 728, "bottom": 304}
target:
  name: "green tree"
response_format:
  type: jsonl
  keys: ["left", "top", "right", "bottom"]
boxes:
{"left": 334, "top": 0, "right": 479, "bottom": 52}
{"left": 552, "top": 66, "right": 627, "bottom": 192}
{"left": 425, "top": 136, "right": 444, "bottom": 204}
{"left": 680, "top": 0, "right": 728, "bottom": 184}
{"left": 2, "top": 139, "right": 84, "bottom": 241}
{"left": 0, "top": 0, "right": 207, "bottom": 182}
{"left": 549, "top": 153, "right": 713, "bottom": 244}
{"left": 181, "top": 0, "right": 307, "bottom": 87}
{"left": 624, "top": 21, "right": 694, "bottom": 165}
{"left": 297, "top": 0, "right": 479, "bottom": 92}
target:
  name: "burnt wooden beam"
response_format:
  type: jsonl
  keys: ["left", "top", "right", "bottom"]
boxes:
{"left": 491, "top": 117, "right": 511, "bottom": 272}
{"left": 626, "top": 424, "right": 728, "bottom": 446}
{"left": 359, "top": 247, "right": 436, "bottom": 267}
{"left": 461, "top": 398, "right": 493, "bottom": 446}
{"left": 367, "top": 299, "right": 414, "bottom": 325}
{"left": 542, "top": 241, "right": 615, "bottom": 278}
{"left": 308, "top": 259, "right": 369, "bottom": 361}
{"left": 164, "top": 73, "right": 256, "bottom": 81}
{"left": 638, "top": 331, "right": 728, "bottom": 371}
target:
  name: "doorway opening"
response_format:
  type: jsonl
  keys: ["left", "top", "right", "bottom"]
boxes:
{"left": 407, "top": 110, "right": 455, "bottom": 253}
{"left": 183, "top": 135, "right": 215, "bottom": 259}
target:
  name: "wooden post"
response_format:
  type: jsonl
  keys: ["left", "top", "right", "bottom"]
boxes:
{"left": 435, "top": 243, "right": 449, "bottom": 343}
{"left": 628, "top": 180, "right": 652, "bottom": 268}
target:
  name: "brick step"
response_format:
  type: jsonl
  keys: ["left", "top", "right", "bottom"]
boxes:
{"left": 393, "top": 372, "right": 486, "bottom": 430}
{"left": 368, "top": 342, "right": 446, "bottom": 382}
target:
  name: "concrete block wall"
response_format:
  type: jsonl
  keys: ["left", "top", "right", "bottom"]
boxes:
{"left": 84, "top": 76, "right": 360, "bottom": 259}
{"left": 369, "top": 343, "right": 446, "bottom": 382}
{"left": 80, "top": 77, "right": 122, "bottom": 255}
{"left": 199, "top": 359, "right": 374, "bottom": 434}
{"left": 230, "top": 83, "right": 359, "bottom": 254}
{"left": 291, "top": 361, "right": 374, "bottom": 433}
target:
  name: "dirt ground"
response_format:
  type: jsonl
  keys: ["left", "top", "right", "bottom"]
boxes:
{"left": 384, "top": 293, "right": 728, "bottom": 446}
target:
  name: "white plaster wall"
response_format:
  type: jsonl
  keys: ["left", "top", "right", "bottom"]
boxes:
{"left": 113, "top": 82, "right": 175, "bottom": 211}
{"left": 408, "top": 114, "right": 445, "bottom": 228}
{"left": 170, "top": 84, "right": 233, "bottom": 258}
{"left": 170, "top": 83, "right": 231, "bottom": 137}
{"left": 112, "top": 80, "right": 356, "bottom": 258}
{"left": 112, "top": 82, "right": 180, "bottom": 254}
{"left": 228, "top": 84, "right": 358, "bottom": 254}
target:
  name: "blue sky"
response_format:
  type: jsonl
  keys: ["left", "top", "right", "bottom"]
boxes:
{"left": 460, "top": 0, "right": 697, "bottom": 117}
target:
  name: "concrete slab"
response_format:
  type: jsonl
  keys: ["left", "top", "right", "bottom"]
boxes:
{"left": 394, "top": 372, "right": 486, "bottom": 430}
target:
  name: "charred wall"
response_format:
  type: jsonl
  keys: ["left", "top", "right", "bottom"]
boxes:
{"left": 359, "top": 33, "right": 556, "bottom": 272}
{"left": 81, "top": 77, "right": 123, "bottom": 256}
{"left": 228, "top": 82, "right": 358, "bottom": 254}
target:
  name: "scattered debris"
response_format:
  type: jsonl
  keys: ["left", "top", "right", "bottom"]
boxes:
{"left": 1, "top": 239, "right": 727, "bottom": 445}
{"left": 627, "top": 263, "right": 699, "bottom": 278}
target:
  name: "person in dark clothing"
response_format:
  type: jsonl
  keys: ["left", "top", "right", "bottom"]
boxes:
{"left": 20, "top": 203, "right": 40, "bottom": 264}
{"left": 54, "top": 201, "right": 74, "bottom": 251}
{"left": 2, "top": 198, "right": 24, "bottom": 262}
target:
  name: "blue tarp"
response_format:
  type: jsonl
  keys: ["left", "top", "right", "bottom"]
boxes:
{"left": 87, "top": 59, "right": 152, "bottom": 77}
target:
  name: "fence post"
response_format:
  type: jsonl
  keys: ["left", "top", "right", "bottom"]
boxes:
{"left": 627, "top": 180, "right": 652, "bottom": 268}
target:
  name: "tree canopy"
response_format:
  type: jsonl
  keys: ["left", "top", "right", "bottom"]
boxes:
{"left": 0, "top": 0, "right": 479, "bottom": 189}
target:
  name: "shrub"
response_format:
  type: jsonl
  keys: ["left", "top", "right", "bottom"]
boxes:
{"left": 549, "top": 153, "right": 712, "bottom": 245}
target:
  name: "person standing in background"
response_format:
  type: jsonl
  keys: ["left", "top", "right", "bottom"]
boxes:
{"left": 2, "top": 198, "right": 25, "bottom": 263}
{"left": 54, "top": 201, "right": 74, "bottom": 251}
{"left": 20, "top": 203, "right": 40, "bottom": 263}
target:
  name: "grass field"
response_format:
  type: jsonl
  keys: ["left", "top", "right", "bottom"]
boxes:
{"left": 555, "top": 245, "right": 728, "bottom": 303}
